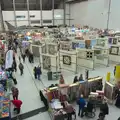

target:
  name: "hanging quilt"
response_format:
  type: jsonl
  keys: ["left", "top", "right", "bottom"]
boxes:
{"left": 86, "top": 51, "right": 93, "bottom": 59}
{"left": 118, "top": 37, "right": 120, "bottom": 42}
{"left": 77, "top": 51, "right": 86, "bottom": 59}
{"left": 60, "top": 42, "right": 71, "bottom": 51}
{"left": 48, "top": 45, "right": 56, "bottom": 55}
{"left": 63, "top": 55, "right": 71, "bottom": 65}
{"left": 42, "top": 45, "right": 47, "bottom": 54}
{"left": 72, "top": 42, "right": 79, "bottom": 49}
{"left": 112, "top": 38, "right": 117, "bottom": 44}
{"left": 110, "top": 46, "right": 119, "bottom": 55}
{"left": 42, "top": 56, "right": 51, "bottom": 70}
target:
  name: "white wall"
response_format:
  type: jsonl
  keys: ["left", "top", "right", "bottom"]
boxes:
{"left": 2, "top": 9, "right": 64, "bottom": 27}
{"left": 54, "top": 9, "right": 64, "bottom": 25}
{"left": 70, "top": 0, "right": 120, "bottom": 29}
{"left": 2, "top": 11, "right": 15, "bottom": 21}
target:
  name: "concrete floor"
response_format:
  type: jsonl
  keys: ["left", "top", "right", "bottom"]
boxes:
{"left": 12, "top": 52, "right": 120, "bottom": 120}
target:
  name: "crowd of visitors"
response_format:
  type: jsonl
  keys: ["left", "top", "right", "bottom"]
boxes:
{"left": 1, "top": 35, "right": 120, "bottom": 120}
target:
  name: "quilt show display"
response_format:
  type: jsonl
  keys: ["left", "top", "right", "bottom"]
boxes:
{"left": 86, "top": 51, "right": 93, "bottom": 59}
{"left": 60, "top": 50, "right": 77, "bottom": 73}
{"left": 94, "top": 48, "right": 109, "bottom": 66}
{"left": 63, "top": 55, "right": 71, "bottom": 65}
{"left": 108, "top": 37, "right": 120, "bottom": 45}
{"left": 47, "top": 44, "right": 57, "bottom": 55}
{"left": 42, "top": 45, "right": 47, "bottom": 54}
{"left": 32, "top": 45, "right": 40, "bottom": 57}
{"left": 77, "top": 49, "right": 94, "bottom": 60}
{"left": 109, "top": 46, "right": 119, "bottom": 55}
{"left": 77, "top": 49, "right": 94, "bottom": 69}
{"left": 60, "top": 41, "right": 71, "bottom": 51}
{"left": 96, "top": 38, "right": 107, "bottom": 47}
{"left": 42, "top": 56, "right": 51, "bottom": 70}
{"left": 72, "top": 40, "right": 85, "bottom": 49}
{"left": 112, "top": 38, "right": 117, "bottom": 45}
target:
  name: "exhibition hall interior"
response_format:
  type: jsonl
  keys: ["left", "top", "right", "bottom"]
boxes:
{"left": 1, "top": 0, "right": 120, "bottom": 120}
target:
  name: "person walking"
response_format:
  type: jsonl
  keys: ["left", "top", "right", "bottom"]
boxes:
{"left": 79, "top": 74, "right": 84, "bottom": 81}
{"left": 31, "top": 53, "right": 34, "bottom": 63}
{"left": 12, "top": 99, "right": 22, "bottom": 114}
{"left": 73, "top": 76, "right": 79, "bottom": 83}
{"left": 11, "top": 87, "right": 19, "bottom": 100}
{"left": 12, "top": 60, "right": 17, "bottom": 72}
{"left": 22, "top": 54, "right": 26, "bottom": 63}
{"left": 99, "top": 99, "right": 109, "bottom": 120}
{"left": 115, "top": 89, "right": 120, "bottom": 108}
{"left": 77, "top": 94, "right": 86, "bottom": 117}
{"left": 33, "top": 66, "right": 37, "bottom": 79}
{"left": 64, "top": 101, "right": 76, "bottom": 120}
{"left": 12, "top": 71, "right": 17, "bottom": 85}
{"left": 36, "top": 66, "right": 42, "bottom": 80}
{"left": 19, "top": 63, "right": 24, "bottom": 76}
{"left": 19, "top": 56, "right": 21, "bottom": 62}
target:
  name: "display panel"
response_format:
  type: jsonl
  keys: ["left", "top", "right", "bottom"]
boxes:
{"left": 42, "top": 56, "right": 51, "bottom": 70}
{"left": 48, "top": 45, "right": 56, "bottom": 55}
{"left": 63, "top": 55, "right": 71, "bottom": 65}
{"left": 110, "top": 46, "right": 119, "bottom": 55}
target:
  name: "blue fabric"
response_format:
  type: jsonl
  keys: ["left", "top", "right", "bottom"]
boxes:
{"left": 78, "top": 98, "right": 86, "bottom": 109}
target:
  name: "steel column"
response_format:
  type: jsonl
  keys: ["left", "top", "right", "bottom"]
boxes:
{"left": 63, "top": 0, "right": 66, "bottom": 26}
{"left": 40, "top": 0, "right": 43, "bottom": 26}
{"left": 69, "top": 3, "right": 70, "bottom": 26}
{"left": 52, "top": 0, "right": 54, "bottom": 26}
{"left": 13, "top": 0, "right": 17, "bottom": 28}
{"left": 107, "top": 0, "right": 112, "bottom": 29}
{"left": 0, "top": 1, "right": 5, "bottom": 31}
{"left": 27, "top": 0, "right": 30, "bottom": 26}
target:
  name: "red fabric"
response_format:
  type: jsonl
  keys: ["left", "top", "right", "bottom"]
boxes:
{"left": 12, "top": 100, "right": 22, "bottom": 108}
{"left": 2, "top": 44, "right": 4, "bottom": 50}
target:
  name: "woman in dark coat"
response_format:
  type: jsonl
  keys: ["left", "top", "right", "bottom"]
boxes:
{"left": 73, "top": 76, "right": 78, "bottom": 83}
{"left": 115, "top": 89, "right": 120, "bottom": 108}
{"left": 99, "top": 100, "right": 109, "bottom": 119}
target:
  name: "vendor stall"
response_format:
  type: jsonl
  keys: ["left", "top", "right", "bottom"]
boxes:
{"left": 0, "top": 83, "right": 11, "bottom": 120}
{"left": 104, "top": 80, "right": 116, "bottom": 103}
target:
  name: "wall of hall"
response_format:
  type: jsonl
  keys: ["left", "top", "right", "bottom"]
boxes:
{"left": 2, "top": 9, "right": 64, "bottom": 29}
{"left": 70, "top": 0, "right": 120, "bottom": 29}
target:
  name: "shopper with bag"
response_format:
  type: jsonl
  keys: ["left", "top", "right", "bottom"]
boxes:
{"left": 12, "top": 99, "right": 22, "bottom": 114}
{"left": 11, "top": 87, "right": 19, "bottom": 100}
{"left": 19, "top": 63, "right": 24, "bottom": 76}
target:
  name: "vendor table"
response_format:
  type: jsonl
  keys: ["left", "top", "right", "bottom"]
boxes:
{"left": 0, "top": 86, "right": 11, "bottom": 120}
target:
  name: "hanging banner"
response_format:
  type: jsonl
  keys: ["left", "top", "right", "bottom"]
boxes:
{"left": 5, "top": 50, "right": 13, "bottom": 69}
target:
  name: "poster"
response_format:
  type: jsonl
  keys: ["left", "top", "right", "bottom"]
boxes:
{"left": 5, "top": 50, "right": 13, "bottom": 69}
